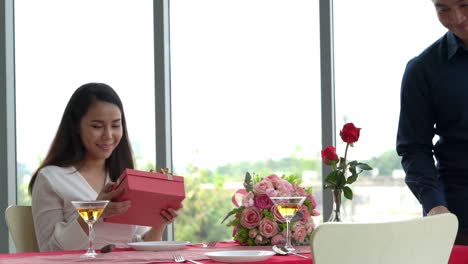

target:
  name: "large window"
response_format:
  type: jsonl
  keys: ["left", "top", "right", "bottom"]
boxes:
{"left": 14, "top": 0, "right": 156, "bottom": 205}
{"left": 3, "top": 0, "right": 450, "bottom": 252}
{"left": 170, "top": 0, "right": 321, "bottom": 243}
{"left": 333, "top": 0, "right": 447, "bottom": 221}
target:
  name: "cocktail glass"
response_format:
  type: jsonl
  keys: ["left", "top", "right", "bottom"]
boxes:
{"left": 269, "top": 196, "right": 306, "bottom": 252}
{"left": 71, "top": 200, "right": 109, "bottom": 258}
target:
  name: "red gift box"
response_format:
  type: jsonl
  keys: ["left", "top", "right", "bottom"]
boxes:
{"left": 104, "top": 168, "right": 185, "bottom": 227}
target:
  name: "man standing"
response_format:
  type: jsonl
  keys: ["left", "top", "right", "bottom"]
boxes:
{"left": 397, "top": 0, "right": 468, "bottom": 244}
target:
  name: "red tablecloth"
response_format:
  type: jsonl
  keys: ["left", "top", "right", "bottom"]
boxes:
{"left": 0, "top": 243, "right": 466, "bottom": 264}
{"left": 449, "top": 245, "right": 468, "bottom": 264}
{"left": 0, "top": 242, "right": 311, "bottom": 264}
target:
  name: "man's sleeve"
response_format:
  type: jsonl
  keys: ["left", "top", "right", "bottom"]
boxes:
{"left": 396, "top": 58, "right": 446, "bottom": 214}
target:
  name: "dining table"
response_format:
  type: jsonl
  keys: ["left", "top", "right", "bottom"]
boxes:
{"left": 0, "top": 241, "right": 467, "bottom": 264}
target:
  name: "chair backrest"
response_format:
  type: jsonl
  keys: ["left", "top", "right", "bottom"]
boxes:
{"left": 311, "top": 213, "right": 458, "bottom": 264}
{"left": 5, "top": 205, "right": 39, "bottom": 253}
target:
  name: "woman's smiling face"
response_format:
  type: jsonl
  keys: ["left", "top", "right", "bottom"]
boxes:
{"left": 79, "top": 100, "right": 123, "bottom": 162}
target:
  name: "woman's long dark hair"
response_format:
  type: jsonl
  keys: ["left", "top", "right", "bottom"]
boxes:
{"left": 28, "top": 82, "right": 134, "bottom": 194}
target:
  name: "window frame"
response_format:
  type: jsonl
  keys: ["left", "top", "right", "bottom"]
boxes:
{"left": 0, "top": 0, "right": 17, "bottom": 253}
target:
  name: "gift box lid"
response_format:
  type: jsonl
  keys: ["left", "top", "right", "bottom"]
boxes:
{"left": 115, "top": 168, "right": 184, "bottom": 186}
{"left": 113, "top": 168, "right": 185, "bottom": 199}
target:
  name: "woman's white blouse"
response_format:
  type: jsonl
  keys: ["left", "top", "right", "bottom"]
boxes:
{"left": 31, "top": 165, "right": 148, "bottom": 252}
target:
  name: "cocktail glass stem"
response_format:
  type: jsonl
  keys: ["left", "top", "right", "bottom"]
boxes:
{"left": 284, "top": 217, "right": 294, "bottom": 252}
{"left": 83, "top": 222, "right": 97, "bottom": 258}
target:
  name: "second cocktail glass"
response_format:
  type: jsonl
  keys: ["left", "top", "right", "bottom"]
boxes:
{"left": 269, "top": 196, "right": 306, "bottom": 252}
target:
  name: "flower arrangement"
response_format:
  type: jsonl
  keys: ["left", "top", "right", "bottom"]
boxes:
{"left": 221, "top": 172, "right": 319, "bottom": 246}
{"left": 321, "top": 122, "right": 373, "bottom": 200}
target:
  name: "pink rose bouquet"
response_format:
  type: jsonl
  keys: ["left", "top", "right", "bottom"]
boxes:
{"left": 222, "top": 172, "right": 320, "bottom": 246}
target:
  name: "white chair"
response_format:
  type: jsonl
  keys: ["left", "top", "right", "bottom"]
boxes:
{"left": 311, "top": 213, "right": 458, "bottom": 264}
{"left": 5, "top": 205, "right": 39, "bottom": 253}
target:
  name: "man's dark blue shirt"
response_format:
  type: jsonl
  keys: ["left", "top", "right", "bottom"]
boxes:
{"left": 397, "top": 31, "right": 468, "bottom": 230}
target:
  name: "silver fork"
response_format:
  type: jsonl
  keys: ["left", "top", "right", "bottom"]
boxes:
{"left": 202, "top": 241, "right": 217, "bottom": 248}
{"left": 173, "top": 254, "right": 203, "bottom": 264}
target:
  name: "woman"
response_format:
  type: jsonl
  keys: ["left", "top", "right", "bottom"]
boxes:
{"left": 29, "top": 82, "right": 180, "bottom": 251}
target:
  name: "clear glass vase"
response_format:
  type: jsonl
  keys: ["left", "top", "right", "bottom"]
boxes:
{"left": 327, "top": 188, "right": 349, "bottom": 222}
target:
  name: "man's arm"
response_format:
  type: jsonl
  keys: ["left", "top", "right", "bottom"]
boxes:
{"left": 396, "top": 58, "right": 447, "bottom": 214}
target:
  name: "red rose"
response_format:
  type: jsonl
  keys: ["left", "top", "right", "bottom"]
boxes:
{"left": 321, "top": 146, "right": 339, "bottom": 165}
{"left": 254, "top": 195, "right": 273, "bottom": 209}
{"left": 340, "top": 123, "right": 361, "bottom": 144}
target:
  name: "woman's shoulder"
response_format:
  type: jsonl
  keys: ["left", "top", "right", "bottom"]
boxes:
{"left": 33, "top": 166, "right": 80, "bottom": 196}
{"left": 37, "top": 165, "right": 77, "bottom": 179}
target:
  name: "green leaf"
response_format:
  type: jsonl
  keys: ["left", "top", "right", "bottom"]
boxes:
{"left": 346, "top": 174, "right": 358, "bottom": 184}
{"left": 357, "top": 163, "right": 373, "bottom": 170}
{"left": 343, "top": 186, "right": 353, "bottom": 200}
{"left": 254, "top": 173, "right": 266, "bottom": 184}
{"left": 339, "top": 157, "right": 346, "bottom": 167}
{"left": 221, "top": 206, "right": 244, "bottom": 224}
{"left": 291, "top": 211, "right": 303, "bottom": 222}
{"left": 262, "top": 210, "right": 274, "bottom": 218}
{"left": 325, "top": 170, "right": 339, "bottom": 185}
{"left": 279, "top": 222, "right": 287, "bottom": 231}
{"left": 226, "top": 217, "right": 240, "bottom": 227}
{"left": 336, "top": 171, "right": 346, "bottom": 188}
{"left": 243, "top": 172, "right": 254, "bottom": 192}
{"left": 281, "top": 174, "right": 302, "bottom": 185}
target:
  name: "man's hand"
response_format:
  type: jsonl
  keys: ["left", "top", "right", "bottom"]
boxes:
{"left": 428, "top": 205, "right": 451, "bottom": 216}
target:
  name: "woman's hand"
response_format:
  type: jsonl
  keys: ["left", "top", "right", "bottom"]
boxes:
{"left": 143, "top": 204, "right": 183, "bottom": 241}
{"left": 96, "top": 183, "right": 131, "bottom": 218}
{"left": 160, "top": 207, "right": 180, "bottom": 225}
